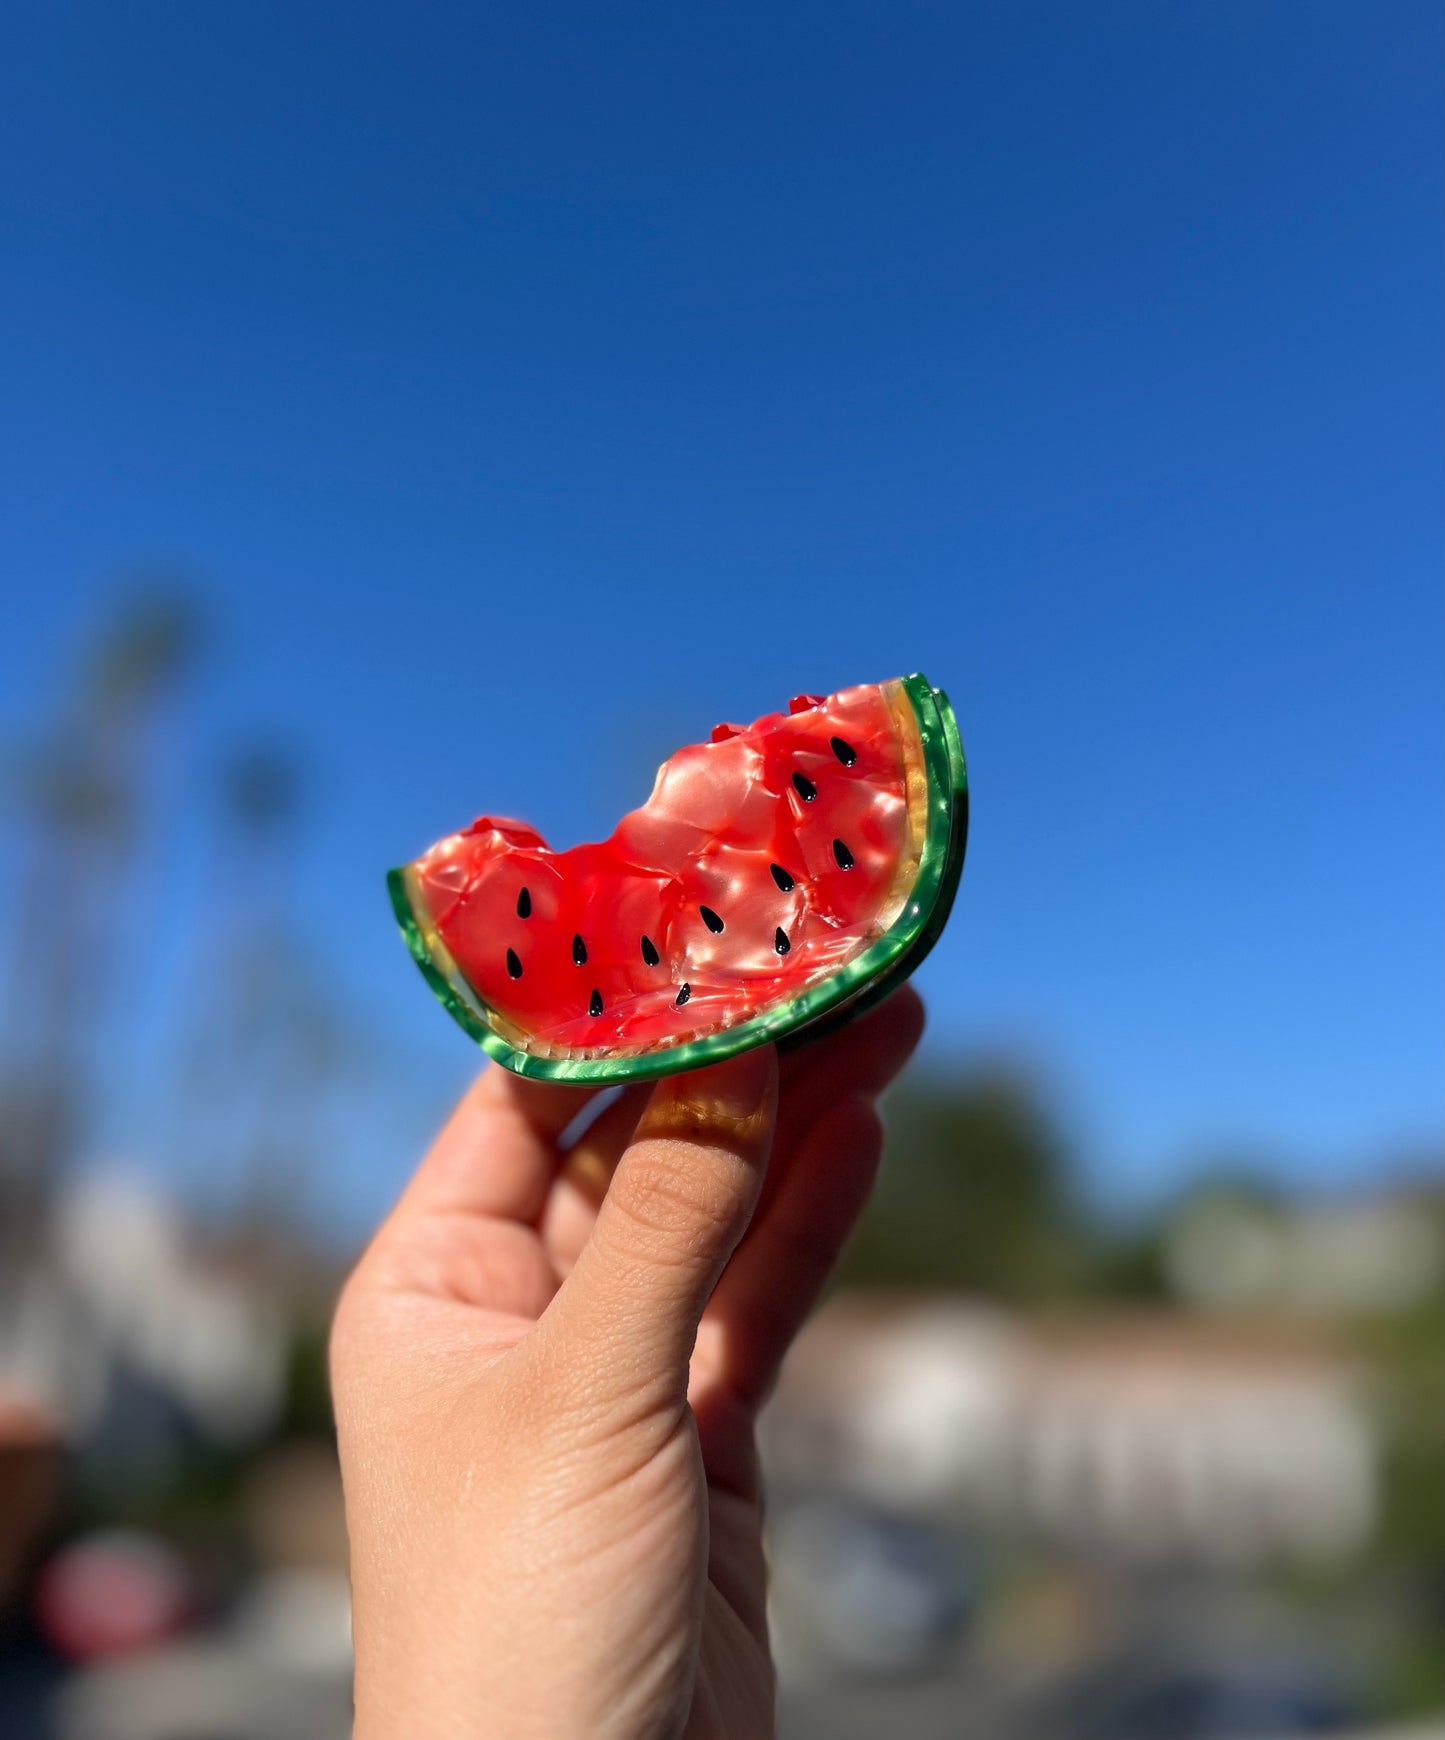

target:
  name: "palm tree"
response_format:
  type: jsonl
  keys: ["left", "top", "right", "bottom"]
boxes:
{"left": 0, "top": 586, "right": 199, "bottom": 1240}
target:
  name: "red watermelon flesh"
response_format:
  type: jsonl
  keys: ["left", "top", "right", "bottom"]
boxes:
{"left": 392, "top": 675, "right": 961, "bottom": 1076}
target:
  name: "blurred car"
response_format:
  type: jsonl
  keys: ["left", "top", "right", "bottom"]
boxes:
{"left": 48, "top": 1568, "right": 353, "bottom": 1740}
{"left": 768, "top": 1496, "right": 973, "bottom": 1677}
{"left": 1025, "top": 1630, "right": 1363, "bottom": 1740}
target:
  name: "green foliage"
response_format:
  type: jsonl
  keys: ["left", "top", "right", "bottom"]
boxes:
{"left": 1359, "top": 1291, "right": 1445, "bottom": 1716}
{"left": 1081, "top": 1226, "right": 1171, "bottom": 1301}
{"left": 281, "top": 1319, "right": 338, "bottom": 1441}
{"left": 838, "top": 1070, "right": 1091, "bottom": 1300}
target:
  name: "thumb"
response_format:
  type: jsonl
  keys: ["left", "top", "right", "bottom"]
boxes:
{"left": 548, "top": 1044, "right": 778, "bottom": 1399}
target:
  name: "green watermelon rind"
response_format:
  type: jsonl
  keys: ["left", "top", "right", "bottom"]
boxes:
{"left": 387, "top": 671, "right": 968, "bottom": 1084}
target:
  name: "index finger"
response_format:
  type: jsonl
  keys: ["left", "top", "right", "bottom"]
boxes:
{"left": 390, "top": 1065, "right": 601, "bottom": 1229}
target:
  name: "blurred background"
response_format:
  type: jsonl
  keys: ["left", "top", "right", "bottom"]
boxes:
{"left": 0, "top": 4, "right": 1439, "bottom": 1737}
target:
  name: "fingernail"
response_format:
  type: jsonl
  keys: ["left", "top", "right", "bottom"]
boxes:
{"left": 639, "top": 1044, "right": 777, "bottom": 1149}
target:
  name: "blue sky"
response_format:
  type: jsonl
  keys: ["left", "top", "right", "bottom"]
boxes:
{"left": 1, "top": 2, "right": 1439, "bottom": 1226}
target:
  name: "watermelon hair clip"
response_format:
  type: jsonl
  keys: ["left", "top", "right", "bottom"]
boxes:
{"left": 388, "top": 673, "right": 967, "bottom": 1083}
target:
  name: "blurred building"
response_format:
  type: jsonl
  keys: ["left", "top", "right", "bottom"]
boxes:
{"left": 763, "top": 1293, "right": 1378, "bottom": 1568}
{"left": 1164, "top": 1188, "right": 1442, "bottom": 1317}
{"left": 0, "top": 1167, "right": 301, "bottom": 1466}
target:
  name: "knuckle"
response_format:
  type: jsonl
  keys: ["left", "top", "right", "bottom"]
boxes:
{"left": 768, "top": 1214, "right": 838, "bottom": 1279}
{"left": 327, "top": 1254, "right": 385, "bottom": 1383}
{"left": 327, "top": 1287, "right": 363, "bottom": 1390}
{"left": 612, "top": 1145, "right": 747, "bottom": 1252}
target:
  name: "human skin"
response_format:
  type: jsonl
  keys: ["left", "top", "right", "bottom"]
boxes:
{"left": 331, "top": 987, "right": 923, "bottom": 1740}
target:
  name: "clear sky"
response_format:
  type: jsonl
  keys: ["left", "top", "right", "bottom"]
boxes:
{"left": 1, "top": 2, "right": 1439, "bottom": 1225}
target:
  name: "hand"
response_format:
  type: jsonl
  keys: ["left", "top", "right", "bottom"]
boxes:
{"left": 331, "top": 988, "right": 923, "bottom": 1740}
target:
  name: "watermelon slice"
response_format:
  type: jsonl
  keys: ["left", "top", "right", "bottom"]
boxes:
{"left": 389, "top": 672, "right": 967, "bottom": 1083}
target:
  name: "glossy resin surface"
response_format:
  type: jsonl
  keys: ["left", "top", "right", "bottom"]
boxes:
{"left": 390, "top": 673, "right": 967, "bottom": 1082}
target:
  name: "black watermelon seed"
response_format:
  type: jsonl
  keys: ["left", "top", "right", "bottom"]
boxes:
{"left": 516, "top": 887, "right": 532, "bottom": 918}
{"left": 641, "top": 934, "right": 660, "bottom": 967}
{"left": 700, "top": 905, "right": 725, "bottom": 934}
{"left": 833, "top": 838, "right": 855, "bottom": 869}
{"left": 572, "top": 933, "right": 588, "bottom": 965}
{"left": 675, "top": 983, "right": 692, "bottom": 1007}
{"left": 589, "top": 988, "right": 603, "bottom": 1018}
{"left": 774, "top": 927, "right": 791, "bottom": 955}
{"left": 770, "top": 862, "right": 796, "bottom": 892}
{"left": 830, "top": 735, "right": 857, "bottom": 766}
{"left": 792, "top": 770, "right": 817, "bottom": 802}
{"left": 506, "top": 948, "right": 523, "bottom": 979}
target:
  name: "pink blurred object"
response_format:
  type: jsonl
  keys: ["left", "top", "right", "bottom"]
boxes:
{"left": 35, "top": 1529, "right": 192, "bottom": 1660}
